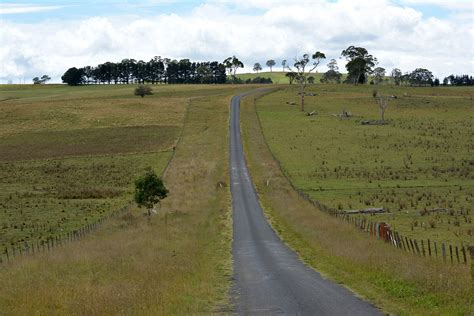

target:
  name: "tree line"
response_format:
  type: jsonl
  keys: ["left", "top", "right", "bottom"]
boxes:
{"left": 255, "top": 45, "right": 472, "bottom": 87}
{"left": 62, "top": 56, "right": 231, "bottom": 85}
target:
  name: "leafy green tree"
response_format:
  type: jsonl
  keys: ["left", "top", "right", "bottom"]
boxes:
{"left": 341, "top": 46, "right": 377, "bottom": 85}
{"left": 61, "top": 67, "right": 84, "bottom": 86}
{"left": 33, "top": 74, "right": 51, "bottom": 84}
{"left": 266, "top": 59, "right": 276, "bottom": 72}
{"left": 390, "top": 68, "right": 402, "bottom": 85}
{"left": 408, "top": 68, "right": 434, "bottom": 86}
{"left": 373, "top": 67, "right": 386, "bottom": 84}
{"left": 327, "top": 59, "right": 339, "bottom": 72}
{"left": 253, "top": 63, "right": 262, "bottom": 73}
{"left": 134, "top": 169, "right": 168, "bottom": 216}
{"left": 281, "top": 59, "right": 287, "bottom": 71}
{"left": 285, "top": 72, "right": 297, "bottom": 84}
{"left": 223, "top": 56, "right": 244, "bottom": 77}
{"left": 321, "top": 70, "right": 342, "bottom": 83}
{"left": 134, "top": 85, "right": 153, "bottom": 98}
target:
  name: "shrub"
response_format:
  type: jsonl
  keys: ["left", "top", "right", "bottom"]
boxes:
{"left": 134, "top": 85, "right": 153, "bottom": 98}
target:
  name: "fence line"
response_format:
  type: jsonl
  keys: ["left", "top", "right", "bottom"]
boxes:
{"left": 252, "top": 97, "right": 471, "bottom": 266}
{"left": 0, "top": 205, "right": 130, "bottom": 265}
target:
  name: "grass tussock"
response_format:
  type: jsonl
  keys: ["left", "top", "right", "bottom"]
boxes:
{"left": 240, "top": 90, "right": 472, "bottom": 315}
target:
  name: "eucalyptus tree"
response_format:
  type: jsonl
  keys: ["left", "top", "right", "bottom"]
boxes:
{"left": 373, "top": 67, "right": 386, "bottom": 85}
{"left": 287, "top": 51, "right": 326, "bottom": 112}
{"left": 266, "top": 59, "right": 276, "bottom": 72}
{"left": 390, "top": 68, "right": 402, "bottom": 85}
{"left": 253, "top": 63, "right": 262, "bottom": 73}
{"left": 223, "top": 56, "right": 244, "bottom": 77}
{"left": 281, "top": 59, "right": 287, "bottom": 71}
{"left": 341, "top": 46, "right": 377, "bottom": 85}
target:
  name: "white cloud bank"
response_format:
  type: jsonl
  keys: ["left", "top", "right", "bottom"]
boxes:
{"left": 0, "top": 3, "right": 67, "bottom": 15}
{"left": 0, "top": 0, "right": 473, "bottom": 82}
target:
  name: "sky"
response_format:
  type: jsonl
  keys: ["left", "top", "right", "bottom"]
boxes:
{"left": 1, "top": 0, "right": 473, "bottom": 83}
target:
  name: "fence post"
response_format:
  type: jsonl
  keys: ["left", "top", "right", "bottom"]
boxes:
{"left": 461, "top": 246, "right": 467, "bottom": 264}
{"left": 421, "top": 240, "right": 425, "bottom": 257}
{"left": 428, "top": 239, "right": 432, "bottom": 257}
{"left": 449, "top": 245, "right": 453, "bottom": 264}
{"left": 442, "top": 243, "right": 446, "bottom": 262}
{"left": 468, "top": 246, "right": 474, "bottom": 279}
{"left": 455, "top": 246, "right": 460, "bottom": 264}
{"left": 413, "top": 239, "right": 420, "bottom": 255}
{"left": 434, "top": 241, "right": 438, "bottom": 258}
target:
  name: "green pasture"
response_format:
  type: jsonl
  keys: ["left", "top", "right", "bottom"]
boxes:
{"left": 256, "top": 84, "right": 473, "bottom": 245}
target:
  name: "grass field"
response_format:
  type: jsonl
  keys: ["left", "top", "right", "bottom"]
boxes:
{"left": 254, "top": 84, "right": 473, "bottom": 246}
{"left": 240, "top": 89, "right": 472, "bottom": 314}
{"left": 0, "top": 84, "right": 186, "bottom": 251}
{"left": 0, "top": 84, "right": 252, "bottom": 313}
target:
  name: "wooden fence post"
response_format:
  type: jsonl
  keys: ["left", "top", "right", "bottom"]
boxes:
{"left": 414, "top": 239, "right": 420, "bottom": 255}
{"left": 428, "top": 239, "right": 432, "bottom": 257}
{"left": 421, "top": 240, "right": 426, "bottom": 257}
{"left": 468, "top": 246, "right": 474, "bottom": 279}
{"left": 442, "top": 243, "right": 446, "bottom": 262}
{"left": 461, "top": 246, "right": 467, "bottom": 264}
{"left": 434, "top": 241, "right": 438, "bottom": 258}
{"left": 455, "top": 246, "right": 460, "bottom": 264}
{"left": 449, "top": 245, "right": 453, "bottom": 264}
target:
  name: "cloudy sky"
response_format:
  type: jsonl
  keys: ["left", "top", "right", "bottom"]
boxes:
{"left": 1, "top": 0, "right": 473, "bottom": 83}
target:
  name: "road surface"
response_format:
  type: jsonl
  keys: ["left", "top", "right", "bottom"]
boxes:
{"left": 230, "top": 90, "right": 382, "bottom": 315}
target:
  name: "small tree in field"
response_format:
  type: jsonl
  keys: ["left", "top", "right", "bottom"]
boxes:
{"left": 375, "top": 92, "right": 390, "bottom": 122}
{"left": 134, "top": 169, "right": 168, "bottom": 216}
{"left": 134, "top": 85, "right": 153, "bottom": 98}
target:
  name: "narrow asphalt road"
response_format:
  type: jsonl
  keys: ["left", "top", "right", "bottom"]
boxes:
{"left": 230, "top": 90, "right": 382, "bottom": 315}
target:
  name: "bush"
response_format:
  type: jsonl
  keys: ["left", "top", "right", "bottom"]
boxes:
{"left": 134, "top": 85, "right": 153, "bottom": 98}
{"left": 245, "top": 77, "right": 273, "bottom": 84}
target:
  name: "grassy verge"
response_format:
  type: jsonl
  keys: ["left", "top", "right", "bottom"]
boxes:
{"left": 0, "top": 85, "right": 251, "bottom": 313}
{"left": 240, "top": 90, "right": 472, "bottom": 315}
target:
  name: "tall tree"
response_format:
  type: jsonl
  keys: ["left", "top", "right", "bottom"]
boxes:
{"left": 327, "top": 59, "right": 339, "bottom": 72}
{"left": 253, "top": 63, "right": 262, "bottom": 73}
{"left": 61, "top": 67, "right": 84, "bottom": 86}
{"left": 281, "top": 59, "right": 287, "bottom": 72}
{"left": 321, "top": 59, "right": 341, "bottom": 83}
{"left": 408, "top": 68, "right": 434, "bottom": 86}
{"left": 287, "top": 51, "right": 326, "bottom": 112}
{"left": 390, "top": 68, "right": 402, "bottom": 85}
{"left": 285, "top": 72, "right": 297, "bottom": 84}
{"left": 373, "top": 67, "right": 386, "bottom": 85}
{"left": 223, "top": 56, "right": 244, "bottom": 77}
{"left": 266, "top": 59, "right": 276, "bottom": 72}
{"left": 341, "top": 46, "right": 377, "bottom": 85}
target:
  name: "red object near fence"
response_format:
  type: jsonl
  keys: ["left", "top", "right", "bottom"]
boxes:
{"left": 379, "top": 222, "right": 390, "bottom": 242}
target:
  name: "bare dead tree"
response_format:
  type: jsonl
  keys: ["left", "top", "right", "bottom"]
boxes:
{"left": 376, "top": 93, "right": 389, "bottom": 122}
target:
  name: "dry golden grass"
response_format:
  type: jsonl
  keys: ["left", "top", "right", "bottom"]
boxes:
{"left": 240, "top": 91, "right": 472, "bottom": 315}
{"left": 0, "top": 85, "right": 251, "bottom": 314}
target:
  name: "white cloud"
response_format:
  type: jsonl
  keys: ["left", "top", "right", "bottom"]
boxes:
{"left": 0, "top": 3, "right": 66, "bottom": 15}
{"left": 0, "top": 0, "right": 473, "bottom": 83}
{"left": 399, "top": 0, "right": 474, "bottom": 10}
